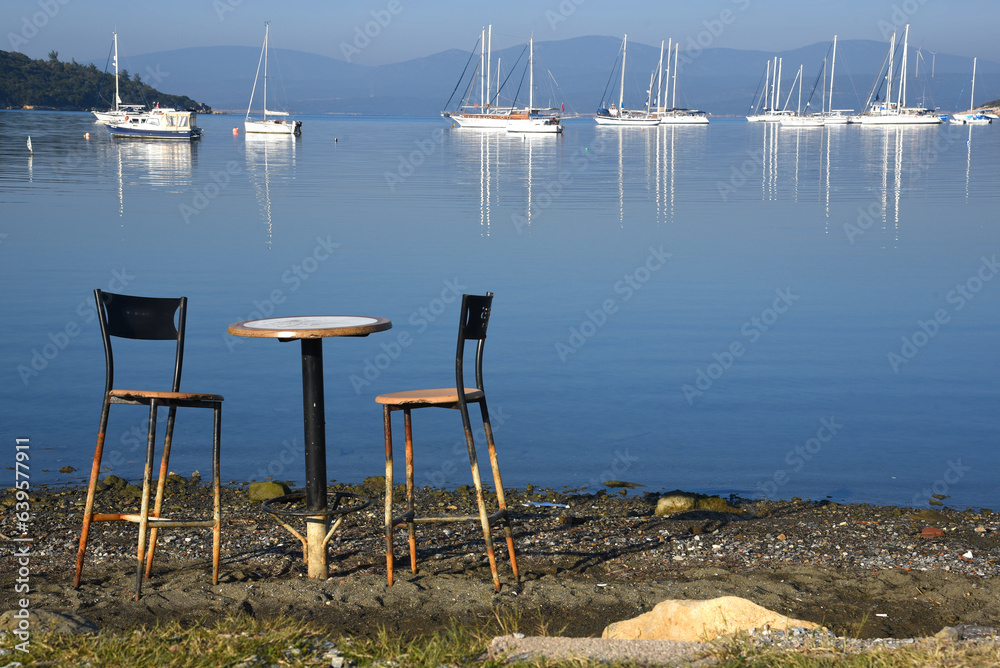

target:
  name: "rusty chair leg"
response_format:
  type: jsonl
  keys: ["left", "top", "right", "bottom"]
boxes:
{"left": 145, "top": 405, "right": 177, "bottom": 579}
{"left": 383, "top": 405, "right": 395, "bottom": 587}
{"left": 211, "top": 402, "right": 222, "bottom": 584}
{"left": 75, "top": 399, "right": 112, "bottom": 589}
{"left": 461, "top": 404, "right": 501, "bottom": 593}
{"left": 479, "top": 399, "right": 518, "bottom": 581}
{"left": 135, "top": 399, "right": 159, "bottom": 601}
{"left": 403, "top": 409, "right": 417, "bottom": 575}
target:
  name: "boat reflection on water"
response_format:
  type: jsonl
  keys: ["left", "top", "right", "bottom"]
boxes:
{"left": 245, "top": 134, "right": 298, "bottom": 246}
{"left": 108, "top": 139, "right": 196, "bottom": 217}
{"left": 450, "top": 129, "right": 559, "bottom": 236}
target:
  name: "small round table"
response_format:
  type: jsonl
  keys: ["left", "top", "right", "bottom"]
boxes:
{"left": 228, "top": 315, "right": 392, "bottom": 579}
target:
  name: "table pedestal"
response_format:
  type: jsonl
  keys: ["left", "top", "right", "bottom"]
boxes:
{"left": 301, "top": 338, "right": 328, "bottom": 579}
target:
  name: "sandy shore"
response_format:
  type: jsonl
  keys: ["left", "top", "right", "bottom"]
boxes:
{"left": 2, "top": 479, "right": 999, "bottom": 643}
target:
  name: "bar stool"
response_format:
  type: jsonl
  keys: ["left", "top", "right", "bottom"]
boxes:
{"left": 376, "top": 292, "right": 517, "bottom": 592}
{"left": 74, "top": 290, "right": 223, "bottom": 600}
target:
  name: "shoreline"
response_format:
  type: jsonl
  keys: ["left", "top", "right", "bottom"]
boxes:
{"left": 2, "top": 479, "right": 999, "bottom": 643}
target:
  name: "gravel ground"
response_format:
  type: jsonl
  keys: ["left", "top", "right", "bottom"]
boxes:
{"left": 2, "top": 478, "right": 999, "bottom": 661}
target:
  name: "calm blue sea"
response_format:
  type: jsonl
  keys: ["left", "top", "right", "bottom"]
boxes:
{"left": 2, "top": 110, "right": 998, "bottom": 509}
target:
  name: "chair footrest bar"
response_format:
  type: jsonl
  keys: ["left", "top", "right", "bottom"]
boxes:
{"left": 91, "top": 513, "right": 217, "bottom": 527}
{"left": 391, "top": 509, "right": 506, "bottom": 527}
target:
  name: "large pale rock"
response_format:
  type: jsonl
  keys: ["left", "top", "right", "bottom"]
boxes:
{"left": 603, "top": 596, "right": 819, "bottom": 642}
{"left": 247, "top": 481, "right": 291, "bottom": 502}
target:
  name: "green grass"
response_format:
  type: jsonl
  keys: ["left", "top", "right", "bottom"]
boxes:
{"left": 3, "top": 613, "right": 999, "bottom": 667}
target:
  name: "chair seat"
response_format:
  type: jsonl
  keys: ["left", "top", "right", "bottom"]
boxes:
{"left": 375, "top": 387, "right": 484, "bottom": 406}
{"left": 110, "top": 389, "right": 224, "bottom": 403}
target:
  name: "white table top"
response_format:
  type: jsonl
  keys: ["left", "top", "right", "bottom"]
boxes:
{"left": 228, "top": 315, "right": 392, "bottom": 339}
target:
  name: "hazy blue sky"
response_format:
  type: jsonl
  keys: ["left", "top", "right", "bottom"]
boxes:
{"left": 5, "top": 0, "right": 999, "bottom": 65}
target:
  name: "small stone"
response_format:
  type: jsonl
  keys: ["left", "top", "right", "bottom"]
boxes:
{"left": 59, "top": 466, "right": 76, "bottom": 473}
{"left": 934, "top": 626, "right": 960, "bottom": 642}
{"left": 777, "top": 534, "right": 787, "bottom": 541}
{"left": 656, "top": 493, "right": 697, "bottom": 516}
{"left": 921, "top": 526, "right": 945, "bottom": 539}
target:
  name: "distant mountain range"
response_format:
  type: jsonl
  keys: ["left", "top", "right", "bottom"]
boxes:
{"left": 95, "top": 35, "right": 1000, "bottom": 117}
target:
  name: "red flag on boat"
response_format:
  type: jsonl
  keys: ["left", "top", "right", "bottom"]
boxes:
{"left": 561, "top": 103, "right": 565, "bottom": 112}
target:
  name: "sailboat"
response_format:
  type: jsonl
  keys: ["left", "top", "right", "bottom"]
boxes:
{"left": 951, "top": 58, "right": 992, "bottom": 125}
{"left": 505, "top": 37, "right": 563, "bottom": 133}
{"left": 856, "top": 25, "right": 942, "bottom": 125}
{"left": 822, "top": 35, "right": 851, "bottom": 124}
{"left": 442, "top": 25, "right": 519, "bottom": 129}
{"left": 658, "top": 41, "right": 709, "bottom": 124}
{"left": 746, "top": 57, "right": 793, "bottom": 122}
{"left": 595, "top": 34, "right": 660, "bottom": 126}
{"left": 92, "top": 32, "right": 148, "bottom": 124}
{"left": 245, "top": 22, "right": 302, "bottom": 136}
{"left": 780, "top": 64, "right": 824, "bottom": 127}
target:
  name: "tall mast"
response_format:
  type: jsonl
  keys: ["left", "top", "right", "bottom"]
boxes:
{"left": 655, "top": 40, "right": 665, "bottom": 112}
{"left": 886, "top": 29, "right": 894, "bottom": 110}
{"left": 664, "top": 38, "right": 672, "bottom": 110}
{"left": 619, "top": 34, "right": 627, "bottom": 110}
{"left": 113, "top": 31, "right": 120, "bottom": 113}
{"left": 262, "top": 22, "right": 269, "bottom": 119}
{"left": 971, "top": 57, "right": 977, "bottom": 110}
{"left": 900, "top": 24, "right": 909, "bottom": 108}
{"left": 797, "top": 64, "right": 803, "bottom": 114}
{"left": 774, "top": 58, "right": 781, "bottom": 108}
{"left": 486, "top": 25, "right": 492, "bottom": 108}
{"left": 479, "top": 27, "right": 485, "bottom": 108}
{"left": 828, "top": 35, "right": 837, "bottom": 114}
{"left": 672, "top": 43, "right": 679, "bottom": 108}
{"left": 529, "top": 36, "right": 534, "bottom": 110}
{"left": 771, "top": 57, "right": 778, "bottom": 110}
{"left": 763, "top": 59, "right": 771, "bottom": 112}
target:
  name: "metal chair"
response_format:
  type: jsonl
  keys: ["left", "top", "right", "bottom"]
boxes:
{"left": 74, "top": 290, "right": 222, "bottom": 600}
{"left": 376, "top": 292, "right": 517, "bottom": 592}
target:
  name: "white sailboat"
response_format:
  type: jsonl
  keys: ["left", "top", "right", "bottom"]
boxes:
{"left": 92, "top": 32, "right": 147, "bottom": 124}
{"left": 245, "top": 22, "right": 302, "bottom": 136}
{"left": 505, "top": 37, "right": 563, "bottom": 133}
{"left": 951, "top": 58, "right": 992, "bottom": 125}
{"left": 747, "top": 57, "right": 792, "bottom": 122}
{"left": 442, "top": 25, "right": 518, "bottom": 129}
{"left": 856, "top": 25, "right": 942, "bottom": 125}
{"left": 823, "top": 35, "right": 851, "bottom": 124}
{"left": 595, "top": 34, "right": 660, "bottom": 126}
{"left": 780, "top": 64, "right": 824, "bottom": 127}
{"left": 658, "top": 41, "right": 709, "bottom": 125}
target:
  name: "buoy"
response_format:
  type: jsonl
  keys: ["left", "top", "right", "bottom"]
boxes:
{"left": 233, "top": 128, "right": 239, "bottom": 135}
{"left": 84, "top": 132, "right": 90, "bottom": 139}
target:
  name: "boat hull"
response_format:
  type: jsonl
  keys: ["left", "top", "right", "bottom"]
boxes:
{"left": 107, "top": 125, "right": 202, "bottom": 140}
{"left": 855, "top": 114, "right": 942, "bottom": 125}
{"left": 245, "top": 119, "right": 302, "bottom": 135}
{"left": 594, "top": 114, "right": 659, "bottom": 127}
{"left": 658, "top": 113, "right": 709, "bottom": 125}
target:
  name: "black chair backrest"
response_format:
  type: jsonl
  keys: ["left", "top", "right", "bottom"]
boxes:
{"left": 95, "top": 290, "right": 186, "bottom": 394}
{"left": 455, "top": 293, "right": 493, "bottom": 394}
